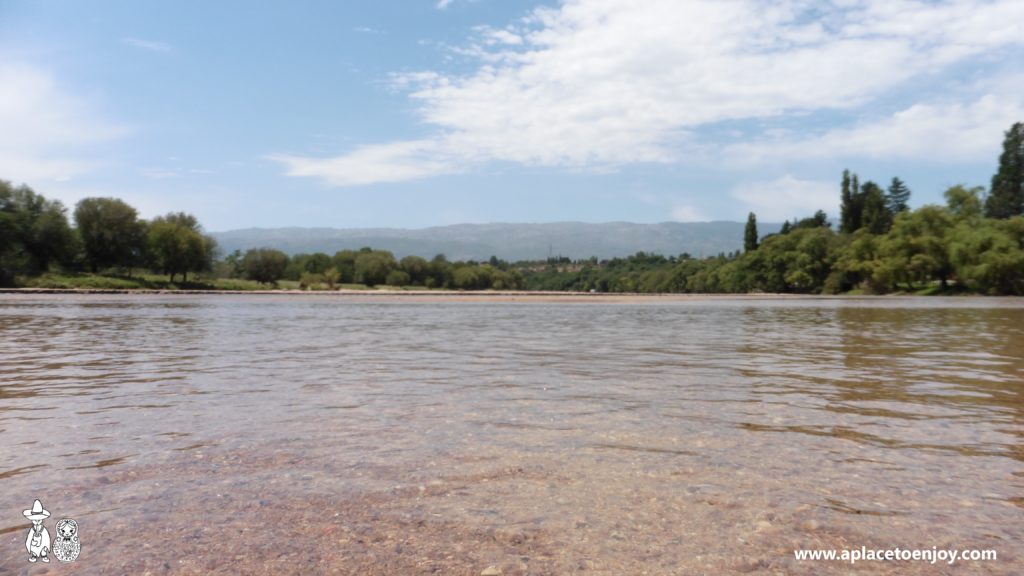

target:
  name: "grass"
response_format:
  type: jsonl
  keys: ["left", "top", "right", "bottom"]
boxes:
{"left": 18, "top": 272, "right": 295, "bottom": 291}
{"left": 13, "top": 272, "right": 418, "bottom": 292}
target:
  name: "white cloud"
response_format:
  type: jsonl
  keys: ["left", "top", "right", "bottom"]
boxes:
{"left": 728, "top": 88, "right": 1024, "bottom": 163}
{"left": 670, "top": 205, "right": 708, "bottom": 222}
{"left": 121, "top": 37, "right": 172, "bottom": 52}
{"left": 731, "top": 176, "right": 838, "bottom": 222}
{"left": 267, "top": 140, "right": 459, "bottom": 186}
{"left": 0, "top": 61, "right": 130, "bottom": 184}
{"left": 279, "top": 0, "right": 1024, "bottom": 186}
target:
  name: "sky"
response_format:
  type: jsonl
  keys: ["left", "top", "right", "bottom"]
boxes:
{"left": 1, "top": 0, "right": 1023, "bottom": 232}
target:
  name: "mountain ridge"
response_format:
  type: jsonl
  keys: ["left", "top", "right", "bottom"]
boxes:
{"left": 210, "top": 221, "right": 782, "bottom": 261}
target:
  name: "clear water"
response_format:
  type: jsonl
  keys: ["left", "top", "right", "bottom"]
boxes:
{"left": 1, "top": 294, "right": 1022, "bottom": 574}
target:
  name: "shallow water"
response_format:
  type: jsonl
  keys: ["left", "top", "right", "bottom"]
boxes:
{"left": 1, "top": 294, "right": 1022, "bottom": 574}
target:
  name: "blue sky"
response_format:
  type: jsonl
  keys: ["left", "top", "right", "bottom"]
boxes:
{"left": 1, "top": 0, "right": 1022, "bottom": 231}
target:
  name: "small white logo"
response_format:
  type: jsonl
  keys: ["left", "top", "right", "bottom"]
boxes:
{"left": 23, "top": 499, "right": 51, "bottom": 563}
{"left": 53, "top": 518, "right": 81, "bottom": 563}
{"left": 22, "top": 499, "right": 80, "bottom": 563}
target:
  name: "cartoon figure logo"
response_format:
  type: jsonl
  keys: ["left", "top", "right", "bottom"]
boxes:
{"left": 23, "top": 499, "right": 51, "bottom": 563}
{"left": 53, "top": 518, "right": 81, "bottom": 562}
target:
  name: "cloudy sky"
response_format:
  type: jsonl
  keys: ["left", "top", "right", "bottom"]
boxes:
{"left": 2, "top": 0, "right": 1022, "bottom": 231}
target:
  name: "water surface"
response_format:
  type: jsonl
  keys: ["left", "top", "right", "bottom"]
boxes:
{"left": 1, "top": 294, "right": 1022, "bottom": 574}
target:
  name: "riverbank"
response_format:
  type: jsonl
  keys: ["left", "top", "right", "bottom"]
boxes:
{"left": 4, "top": 288, "right": 1024, "bottom": 307}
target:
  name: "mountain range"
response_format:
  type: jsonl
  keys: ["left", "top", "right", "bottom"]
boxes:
{"left": 210, "top": 221, "right": 782, "bottom": 262}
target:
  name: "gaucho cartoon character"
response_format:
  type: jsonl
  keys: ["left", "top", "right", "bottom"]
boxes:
{"left": 23, "top": 499, "right": 51, "bottom": 563}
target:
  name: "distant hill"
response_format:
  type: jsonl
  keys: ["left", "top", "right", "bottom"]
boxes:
{"left": 210, "top": 221, "right": 783, "bottom": 262}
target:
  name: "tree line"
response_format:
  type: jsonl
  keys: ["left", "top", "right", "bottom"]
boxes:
{"left": 1, "top": 186, "right": 216, "bottom": 285}
{"left": 220, "top": 247, "right": 525, "bottom": 290}
{"left": 3, "top": 122, "right": 1021, "bottom": 293}
{"left": 0, "top": 183, "right": 524, "bottom": 290}
{"left": 520, "top": 122, "right": 1024, "bottom": 295}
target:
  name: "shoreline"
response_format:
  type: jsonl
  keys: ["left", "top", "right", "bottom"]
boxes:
{"left": 1, "top": 287, "right": 1021, "bottom": 304}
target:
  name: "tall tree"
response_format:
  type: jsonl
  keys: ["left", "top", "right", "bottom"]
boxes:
{"left": 886, "top": 177, "right": 911, "bottom": 214}
{"left": 840, "top": 170, "right": 865, "bottom": 233}
{"left": 744, "top": 212, "right": 759, "bottom": 252}
{"left": 840, "top": 170, "right": 854, "bottom": 233}
{"left": 147, "top": 212, "right": 217, "bottom": 282}
{"left": 1, "top": 181, "right": 77, "bottom": 283}
{"left": 74, "top": 197, "right": 146, "bottom": 274}
{"left": 985, "top": 122, "right": 1024, "bottom": 219}
{"left": 860, "top": 181, "right": 891, "bottom": 234}
{"left": 242, "top": 248, "right": 289, "bottom": 285}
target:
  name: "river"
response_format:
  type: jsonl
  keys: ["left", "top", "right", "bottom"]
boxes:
{"left": 1, "top": 294, "right": 1022, "bottom": 574}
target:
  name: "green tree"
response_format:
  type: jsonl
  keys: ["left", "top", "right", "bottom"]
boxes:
{"left": 17, "top": 184, "right": 77, "bottom": 273}
{"left": 242, "top": 248, "right": 289, "bottom": 285}
{"left": 385, "top": 269, "right": 411, "bottom": 286}
{"left": 426, "top": 254, "right": 452, "bottom": 288}
{"left": 744, "top": 212, "right": 759, "bottom": 252}
{"left": 354, "top": 250, "right": 397, "bottom": 286}
{"left": 74, "top": 197, "right": 146, "bottom": 274}
{"left": 985, "top": 122, "right": 1024, "bottom": 219}
{"left": 147, "top": 212, "right": 217, "bottom": 282}
{"left": 944, "top": 185, "right": 985, "bottom": 221}
{"left": 948, "top": 218, "right": 1024, "bottom": 295}
{"left": 323, "top": 267, "right": 340, "bottom": 289}
{"left": 399, "top": 255, "right": 429, "bottom": 285}
{"left": 840, "top": 172, "right": 864, "bottom": 233}
{"left": 831, "top": 230, "right": 896, "bottom": 294}
{"left": 839, "top": 170, "right": 855, "bottom": 233}
{"left": 331, "top": 250, "right": 357, "bottom": 283}
{"left": 882, "top": 206, "right": 953, "bottom": 289}
{"left": 860, "top": 181, "right": 891, "bottom": 234}
{"left": 0, "top": 181, "right": 78, "bottom": 283}
{"left": 886, "top": 177, "right": 912, "bottom": 214}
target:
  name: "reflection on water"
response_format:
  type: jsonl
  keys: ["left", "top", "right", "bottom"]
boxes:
{"left": 1, "top": 295, "right": 1022, "bottom": 574}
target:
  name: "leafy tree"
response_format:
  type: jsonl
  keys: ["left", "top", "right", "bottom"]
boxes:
{"left": 385, "top": 269, "right": 411, "bottom": 286}
{"left": 242, "top": 248, "right": 289, "bottom": 285}
{"left": 744, "top": 212, "right": 759, "bottom": 252}
{"left": 1, "top": 181, "right": 78, "bottom": 283}
{"left": 747, "top": 226, "right": 836, "bottom": 293}
{"left": 399, "top": 255, "right": 429, "bottom": 285}
{"left": 804, "top": 210, "right": 830, "bottom": 230}
{"left": 860, "top": 181, "right": 891, "bottom": 234}
{"left": 882, "top": 206, "right": 953, "bottom": 289}
{"left": 354, "top": 250, "right": 397, "bottom": 286}
{"left": 944, "top": 185, "right": 985, "bottom": 221}
{"left": 831, "top": 230, "right": 896, "bottom": 294}
{"left": 323, "top": 267, "right": 340, "bottom": 289}
{"left": 426, "top": 254, "right": 453, "bottom": 288}
{"left": 331, "top": 250, "right": 357, "bottom": 283}
{"left": 948, "top": 218, "right": 1024, "bottom": 295}
{"left": 299, "top": 271, "right": 323, "bottom": 289}
{"left": 17, "top": 184, "right": 77, "bottom": 273}
{"left": 886, "top": 177, "right": 911, "bottom": 214}
{"left": 305, "top": 252, "right": 331, "bottom": 274}
{"left": 147, "top": 212, "right": 217, "bottom": 282}
{"left": 74, "top": 197, "right": 146, "bottom": 274}
{"left": 985, "top": 122, "right": 1024, "bottom": 219}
